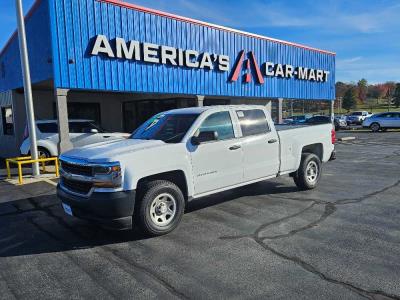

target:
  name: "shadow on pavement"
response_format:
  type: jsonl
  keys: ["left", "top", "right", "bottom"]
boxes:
{"left": 0, "top": 180, "right": 300, "bottom": 258}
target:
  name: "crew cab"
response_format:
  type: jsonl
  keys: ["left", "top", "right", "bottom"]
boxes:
{"left": 57, "top": 105, "right": 336, "bottom": 236}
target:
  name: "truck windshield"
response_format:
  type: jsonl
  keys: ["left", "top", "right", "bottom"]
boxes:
{"left": 131, "top": 113, "right": 199, "bottom": 143}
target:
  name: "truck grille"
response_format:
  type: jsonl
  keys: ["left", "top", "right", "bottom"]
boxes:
{"left": 61, "top": 178, "right": 93, "bottom": 195}
{"left": 61, "top": 161, "right": 93, "bottom": 176}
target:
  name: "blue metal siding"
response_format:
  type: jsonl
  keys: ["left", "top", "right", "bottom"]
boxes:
{"left": 0, "top": 0, "right": 53, "bottom": 92}
{"left": 50, "top": 0, "right": 335, "bottom": 100}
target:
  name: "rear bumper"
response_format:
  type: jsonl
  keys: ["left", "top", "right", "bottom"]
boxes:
{"left": 57, "top": 185, "right": 136, "bottom": 230}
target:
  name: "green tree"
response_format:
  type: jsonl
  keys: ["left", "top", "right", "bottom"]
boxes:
{"left": 357, "top": 78, "right": 368, "bottom": 104}
{"left": 335, "top": 81, "right": 349, "bottom": 99}
{"left": 393, "top": 83, "right": 400, "bottom": 108}
{"left": 342, "top": 87, "right": 357, "bottom": 111}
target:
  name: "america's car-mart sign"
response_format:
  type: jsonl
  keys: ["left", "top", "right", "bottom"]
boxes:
{"left": 90, "top": 35, "right": 330, "bottom": 84}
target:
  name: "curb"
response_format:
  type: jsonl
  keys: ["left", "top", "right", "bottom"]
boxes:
{"left": 338, "top": 137, "right": 356, "bottom": 141}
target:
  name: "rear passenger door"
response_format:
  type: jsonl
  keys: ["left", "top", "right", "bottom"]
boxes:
{"left": 236, "top": 109, "right": 280, "bottom": 182}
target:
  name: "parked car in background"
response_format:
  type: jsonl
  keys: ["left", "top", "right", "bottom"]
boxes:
{"left": 346, "top": 111, "right": 372, "bottom": 125}
{"left": 20, "top": 120, "right": 129, "bottom": 158}
{"left": 362, "top": 112, "right": 400, "bottom": 132}
{"left": 284, "top": 114, "right": 312, "bottom": 125}
{"left": 334, "top": 115, "right": 348, "bottom": 130}
{"left": 305, "top": 115, "right": 338, "bottom": 130}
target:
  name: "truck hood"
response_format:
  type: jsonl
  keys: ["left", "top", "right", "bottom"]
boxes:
{"left": 61, "top": 139, "right": 166, "bottom": 162}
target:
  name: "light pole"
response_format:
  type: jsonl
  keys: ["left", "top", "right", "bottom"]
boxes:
{"left": 15, "top": 0, "right": 39, "bottom": 176}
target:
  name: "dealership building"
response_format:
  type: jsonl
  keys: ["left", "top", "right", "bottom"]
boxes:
{"left": 0, "top": 0, "right": 335, "bottom": 157}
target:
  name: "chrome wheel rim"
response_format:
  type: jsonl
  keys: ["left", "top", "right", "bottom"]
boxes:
{"left": 371, "top": 124, "right": 379, "bottom": 132}
{"left": 306, "top": 161, "right": 318, "bottom": 183}
{"left": 38, "top": 150, "right": 48, "bottom": 158}
{"left": 149, "top": 193, "right": 177, "bottom": 227}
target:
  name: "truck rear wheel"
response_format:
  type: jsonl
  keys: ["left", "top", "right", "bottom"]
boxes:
{"left": 293, "top": 153, "right": 322, "bottom": 190}
{"left": 135, "top": 180, "right": 185, "bottom": 236}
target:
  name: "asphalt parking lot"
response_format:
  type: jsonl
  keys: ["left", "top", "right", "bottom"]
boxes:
{"left": 0, "top": 131, "right": 399, "bottom": 299}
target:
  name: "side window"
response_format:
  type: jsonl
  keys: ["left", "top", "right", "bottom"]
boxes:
{"left": 237, "top": 109, "right": 270, "bottom": 137}
{"left": 199, "top": 111, "right": 234, "bottom": 141}
{"left": 1, "top": 106, "right": 14, "bottom": 135}
{"left": 37, "top": 122, "right": 58, "bottom": 133}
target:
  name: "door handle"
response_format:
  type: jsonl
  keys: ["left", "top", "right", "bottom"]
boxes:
{"left": 229, "top": 145, "right": 241, "bottom": 150}
{"left": 268, "top": 139, "right": 278, "bottom": 144}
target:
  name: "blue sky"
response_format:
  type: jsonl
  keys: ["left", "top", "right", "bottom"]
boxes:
{"left": 1, "top": 0, "right": 399, "bottom": 84}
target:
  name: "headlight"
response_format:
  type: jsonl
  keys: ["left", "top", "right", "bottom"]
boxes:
{"left": 93, "top": 165, "right": 121, "bottom": 175}
{"left": 92, "top": 162, "right": 122, "bottom": 188}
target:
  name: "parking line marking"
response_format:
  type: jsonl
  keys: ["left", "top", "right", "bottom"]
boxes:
{"left": 43, "top": 179, "right": 58, "bottom": 186}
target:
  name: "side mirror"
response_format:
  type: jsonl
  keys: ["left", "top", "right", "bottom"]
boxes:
{"left": 89, "top": 128, "right": 99, "bottom": 134}
{"left": 191, "top": 131, "right": 218, "bottom": 145}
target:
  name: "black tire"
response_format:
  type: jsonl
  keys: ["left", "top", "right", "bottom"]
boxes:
{"left": 370, "top": 122, "right": 380, "bottom": 132}
{"left": 293, "top": 153, "right": 322, "bottom": 190}
{"left": 38, "top": 147, "right": 51, "bottom": 158}
{"left": 135, "top": 180, "right": 185, "bottom": 236}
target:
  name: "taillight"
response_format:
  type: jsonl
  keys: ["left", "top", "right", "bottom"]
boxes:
{"left": 23, "top": 124, "right": 29, "bottom": 140}
{"left": 331, "top": 128, "right": 336, "bottom": 144}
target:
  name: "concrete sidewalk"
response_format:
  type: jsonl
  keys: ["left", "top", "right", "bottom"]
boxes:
{"left": 0, "top": 168, "right": 58, "bottom": 203}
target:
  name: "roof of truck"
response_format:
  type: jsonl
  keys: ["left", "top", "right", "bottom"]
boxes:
{"left": 167, "top": 105, "right": 266, "bottom": 115}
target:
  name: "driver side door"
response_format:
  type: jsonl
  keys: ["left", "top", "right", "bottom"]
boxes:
{"left": 190, "top": 111, "right": 243, "bottom": 196}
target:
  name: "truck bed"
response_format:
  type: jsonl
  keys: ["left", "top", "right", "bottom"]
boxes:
{"left": 275, "top": 123, "right": 334, "bottom": 174}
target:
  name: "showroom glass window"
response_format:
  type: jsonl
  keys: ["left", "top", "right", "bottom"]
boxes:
{"left": 37, "top": 122, "right": 58, "bottom": 133}
{"left": 199, "top": 111, "right": 234, "bottom": 140}
{"left": 236, "top": 109, "right": 270, "bottom": 137}
{"left": 1, "top": 106, "right": 14, "bottom": 135}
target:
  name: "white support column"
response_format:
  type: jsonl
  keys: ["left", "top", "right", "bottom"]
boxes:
{"left": 329, "top": 100, "right": 335, "bottom": 122}
{"left": 278, "top": 98, "right": 283, "bottom": 124}
{"left": 264, "top": 100, "right": 272, "bottom": 115}
{"left": 55, "top": 89, "right": 73, "bottom": 154}
{"left": 196, "top": 95, "right": 205, "bottom": 107}
{"left": 15, "top": 0, "right": 39, "bottom": 176}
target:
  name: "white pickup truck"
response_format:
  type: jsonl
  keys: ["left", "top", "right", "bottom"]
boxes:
{"left": 57, "top": 105, "right": 336, "bottom": 236}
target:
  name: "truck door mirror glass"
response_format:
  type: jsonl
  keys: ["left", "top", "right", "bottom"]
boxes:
{"left": 191, "top": 131, "right": 218, "bottom": 145}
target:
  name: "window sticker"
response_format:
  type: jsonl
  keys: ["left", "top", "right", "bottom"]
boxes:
{"left": 145, "top": 114, "right": 164, "bottom": 131}
{"left": 237, "top": 111, "right": 244, "bottom": 118}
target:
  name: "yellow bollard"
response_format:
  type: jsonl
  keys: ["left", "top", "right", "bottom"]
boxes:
{"left": 55, "top": 158, "right": 60, "bottom": 177}
{"left": 6, "top": 159, "right": 11, "bottom": 179}
{"left": 17, "top": 163, "right": 23, "bottom": 185}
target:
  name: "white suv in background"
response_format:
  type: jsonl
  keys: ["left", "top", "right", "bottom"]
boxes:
{"left": 346, "top": 111, "right": 372, "bottom": 125}
{"left": 20, "top": 120, "right": 129, "bottom": 157}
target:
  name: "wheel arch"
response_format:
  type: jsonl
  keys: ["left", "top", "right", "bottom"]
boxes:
{"left": 136, "top": 170, "right": 189, "bottom": 202}
{"left": 26, "top": 141, "right": 58, "bottom": 157}
{"left": 302, "top": 143, "right": 323, "bottom": 161}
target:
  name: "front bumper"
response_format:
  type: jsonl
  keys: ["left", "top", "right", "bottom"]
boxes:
{"left": 57, "top": 185, "right": 136, "bottom": 230}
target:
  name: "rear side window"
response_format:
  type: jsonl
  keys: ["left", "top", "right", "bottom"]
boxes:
{"left": 37, "top": 122, "right": 58, "bottom": 133}
{"left": 199, "top": 111, "right": 234, "bottom": 140}
{"left": 237, "top": 109, "right": 270, "bottom": 137}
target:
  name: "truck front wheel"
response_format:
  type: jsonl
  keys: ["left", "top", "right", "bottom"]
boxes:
{"left": 135, "top": 180, "right": 185, "bottom": 236}
{"left": 293, "top": 153, "right": 322, "bottom": 190}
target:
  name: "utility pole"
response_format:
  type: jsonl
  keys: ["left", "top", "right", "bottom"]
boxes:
{"left": 15, "top": 0, "right": 39, "bottom": 176}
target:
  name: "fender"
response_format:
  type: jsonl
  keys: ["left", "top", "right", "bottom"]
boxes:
{"left": 21, "top": 139, "right": 59, "bottom": 157}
